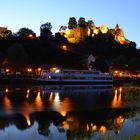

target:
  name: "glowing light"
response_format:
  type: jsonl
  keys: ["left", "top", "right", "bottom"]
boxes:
{"left": 62, "top": 121, "right": 69, "bottom": 129}
{"left": 100, "top": 25, "right": 108, "bottom": 34}
{"left": 119, "top": 87, "right": 122, "bottom": 93}
{"left": 87, "top": 28, "right": 91, "bottom": 36}
{"left": 114, "top": 70, "right": 118, "bottom": 74}
{"left": 114, "top": 25, "right": 130, "bottom": 44}
{"left": 60, "top": 111, "right": 67, "bottom": 117}
{"left": 5, "top": 69, "right": 10, "bottom": 73}
{"left": 54, "top": 92, "right": 60, "bottom": 103}
{"left": 50, "top": 67, "right": 57, "bottom": 72}
{"left": 114, "top": 115, "right": 124, "bottom": 133}
{"left": 37, "top": 91, "right": 41, "bottom": 99}
{"left": 3, "top": 96, "right": 12, "bottom": 113}
{"left": 93, "top": 28, "right": 99, "bottom": 34}
{"left": 34, "top": 91, "right": 44, "bottom": 111}
{"left": 27, "top": 89, "right": 30, "bottom": 94}
{"left": 24, "top": 114, "right": 31, "bottom": 126}
{"left": 26, "top": 89, "right": 30, "bottom": 98}
{"left": 112, "top": 88, "right": 122, "bottom": 108}
{"left": 38, "top": 68, "right": 41, "bottom": 72}
{"left": 5, "top": 88, "right": 9, "bottom": 93}
{"left": 86, "top": 124, "right": 89, "bottom": 131}
{"left": 50, "top": 67, "right": 60, "bottom": 73}
{"left": 99, "top": 126, "right": 107, "bottom": 134}
{"left": 28, "top": 34, "right": 34, "bottom": 39}
{"left": 27, "top": 68, "right": 32, "bottom": 73}
{"left": 61, "top": 45, "right": 68, "bottom": 51}
{"left": 48, "top": 92, "right": 53, "bottom": 102}
{"left": 119, "top": 72, "right": 123, "bottom": 76}
{"left": 92, "top": 125, "right": 97, "bottom": 131}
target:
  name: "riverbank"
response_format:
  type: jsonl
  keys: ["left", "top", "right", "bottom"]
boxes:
{"left": 0, "top": 75, "right": 140, "bottom": 85}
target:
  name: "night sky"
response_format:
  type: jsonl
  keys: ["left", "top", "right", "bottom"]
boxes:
{"left": 0, "top": 0, "right": 140, "bottom": 47}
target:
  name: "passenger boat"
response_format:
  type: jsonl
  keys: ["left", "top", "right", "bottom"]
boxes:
{"left": 35, "top": 69, "right": 113, "bottom": 84}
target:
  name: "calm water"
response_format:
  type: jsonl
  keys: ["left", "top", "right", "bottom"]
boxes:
{"left": 0, "top": 84, "right": 140, "bottom": 140}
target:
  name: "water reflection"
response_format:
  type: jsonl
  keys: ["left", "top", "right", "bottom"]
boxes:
{"left": 112, "top": 88, "right": 122, "bottom": 108}
{"left": 0, "top": 85, "right": 140, "bottom": 140}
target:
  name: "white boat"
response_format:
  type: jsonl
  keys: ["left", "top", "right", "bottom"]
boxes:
{"left": 35, "top": 69, "right": 113, "bottom": 84}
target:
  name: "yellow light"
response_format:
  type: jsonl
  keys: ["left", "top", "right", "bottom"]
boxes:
{"left": 60, "top": 111, "right": 67, "bottom": 117}
{"left": 50, "top": 67, "right": 60, "bottom": 73}
{"left": 99, "top": 126, "right": 107, "bottom": 134}
{"left": 54, "top": 92, "right": 60, "bottom": 103}
{"left": 26, "top": 89, "right": 30, "bottom": 99}
{"left": 119, "top": 87, "right": 122, "bottom": 93}
{"left": 38, "top": 68, "right": 41, "bottom": 72}
{"left": 28, "top": 34, "right": 33, "bottom": 39}
{"left": 50, "top": 67, "right": 57, "bottom": 72}
{"left": 62, "top": 121, "right": 69, "bottom": 129}
{"left": 24, "top": 114, "right": 31, "bottom": 126}
{"left": 6, "top": 69, "right": 10, "bottom": 73}
{"left": 27, "top": 89, "right": 30, "bottom": 94}
{"left": 61, "top": 45, "right": 68, "bottom": 51}
{"left": 86, "top": 124, "right": 89, "bottom": 131}
{"left": 119, "top": 72, "right": 122, "bottom": 76}
{"left": 92, "top": 125, "right": 97, "bottom": 131}
{"left": 100, "top": 25, "right": 108, "bottom": 34}
{"left": 5, "top": 88, "right": 9, "bottom": 93}
{"left": 114, "top": 70, "right": 118, "bottom": 74}
{"left": 93, "top": 28, "right": 99, "bottom": 35}
{"left": 27, "top": 68, "right": 32, "bottom": 73}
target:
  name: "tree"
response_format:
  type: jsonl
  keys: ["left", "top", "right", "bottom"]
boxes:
{"left": 68, "top": 17, "right": 77, "bottom": 29}
{"left": 78, "top": 17, "right": 87, "bottom": 28}
{"left": 0, "top": 52, "right": 4, "bottom": 67}
{"left": 6, "top": 43, "right": 28, "bottom": 71}
{"left": 17, "top": 27, "right": 36, "bottom": 38}
{"left": 128, "top": 57, "right": 140, "bottom": 71}
{"left": 40, "top": 22, "right": 53, "bottom": 38}
{"left": 112, "top": 55, "right": 127, "bottom": 70}
{"left": 87, "top": 20, "right": 95, "bottom": 36}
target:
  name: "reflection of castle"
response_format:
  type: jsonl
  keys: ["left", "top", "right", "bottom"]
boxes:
{"left": 0, "top": 110, "right": 127, "bottom": 139}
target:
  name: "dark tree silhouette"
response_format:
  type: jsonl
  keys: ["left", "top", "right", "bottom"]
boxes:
{"left": 6, "top": 43, "right": 28, "bottom": 71}
{"left": 78, "top": 17, "right": 87, "bottom": 28}
{"left": 68, "top": 17, "right": 77, "bottom": 29}
{"left": 40, "top": 22, "right": 53, "bottom": 38}
{"left": 17, "top": 27, "right": 36, "bottom": 38}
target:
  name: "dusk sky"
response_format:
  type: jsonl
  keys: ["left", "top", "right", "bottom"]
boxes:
{"left": 0, "top": 0, "right": 140, "bottom": 48}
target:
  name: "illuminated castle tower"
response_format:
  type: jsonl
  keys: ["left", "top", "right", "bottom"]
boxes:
{"left": 114, "top": 24, "right": 130, "bottom": 44}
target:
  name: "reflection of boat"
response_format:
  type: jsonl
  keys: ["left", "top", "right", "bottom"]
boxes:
{"left": 36, "top": 69, "right": 113, "bottom": 84}
{"left": 41, "top": 84, "right": 113, "bottom": 94}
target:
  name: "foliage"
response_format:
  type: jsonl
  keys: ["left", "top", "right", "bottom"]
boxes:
{"left": 6, "top": 43, "right": 28, "bottom": 70}
{"left": 0, "top": 19, "right": 139, "bottom": 72}
{"left": 40, "top": 22, "right": 53, "bottom": 38}
{"left": 78, "top": 17, "right": 87, "bottom": 28}
{"left": 17, "top": 27, "right": 36, "bottom": 38}
{"left": 68, "top": 17, "right": 77, "bottom": 29}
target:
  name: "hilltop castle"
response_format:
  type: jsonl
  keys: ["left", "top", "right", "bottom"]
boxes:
{"left": 59, "top": 17, "right": 130, "bottom": 44}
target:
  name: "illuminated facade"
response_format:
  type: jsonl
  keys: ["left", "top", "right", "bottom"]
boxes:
{"left": 113, "top": 24, "right": 130, "bottom": 44}
{"left": 0, "top": 27, "right": 12, "bottom": 38}
{"left": 60, "top": 19, "right": 130, "bottom": 45}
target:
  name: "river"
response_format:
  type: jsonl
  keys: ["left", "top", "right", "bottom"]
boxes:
{"left": 0, "top": 84, "right": 140, "bottom": 140}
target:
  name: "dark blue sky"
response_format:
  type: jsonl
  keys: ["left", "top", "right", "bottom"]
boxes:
{"left": 0, "top": 0, "right": 140, "bottom": 47}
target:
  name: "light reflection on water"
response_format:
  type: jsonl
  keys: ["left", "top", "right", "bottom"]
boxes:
{"left": 0, "top": 84, "right": 140, "bottom": 140}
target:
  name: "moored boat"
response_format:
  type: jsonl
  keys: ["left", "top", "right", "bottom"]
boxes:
{"left": 35, "top": 69, "right": 113, "bottom": 84}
